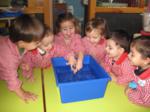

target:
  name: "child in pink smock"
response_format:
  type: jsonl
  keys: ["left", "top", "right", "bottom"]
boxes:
{"left": 82, "top": 18, "right": 109, "bottom": 64}
{"left": 102, "top": 29, "right": 135, "bottom": 85}
{"left": 126, "top": 36, "right": 150, "bottom": 107}
{"left": 55, "top": 13, "right": 84, "bottom": 73}
{"left": 0, "top": 14, "right": 45, "bottom": 102}
{"left": 21, "top": 27, "right": 74, "bottom": 80}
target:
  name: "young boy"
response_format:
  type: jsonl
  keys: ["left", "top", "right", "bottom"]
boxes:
{"left": 102, "top": 29, "right": 135, "bottom": 85}
{"left": 0, "top": 14, "right": 45, "bottom": 102}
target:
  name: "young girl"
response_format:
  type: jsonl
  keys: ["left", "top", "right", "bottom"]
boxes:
{"left": 102, "top": 29, "right": 135, "bottom": 85}
{"left": 126, "top": 36, "right": 150, "bottom": 107}
{"left": 21, "top": 26, "right": 75, "bottom": 81}
{"left": 82, "top": 18, "right": 109, "bottom": 63}
{"left": 55, "top": 13, "right": 84, "bottom": 73}
{"left": 0, "top": 14, "right": 45, "bottom": 102}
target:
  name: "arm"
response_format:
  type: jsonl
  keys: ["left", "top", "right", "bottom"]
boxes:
{"left": 101, "top": 54, "right": 111, "bottom": 73}
{"left": 4, "top": 67, "right": 37, "bottom": 102}
{"left": 116, "top": 60, "right": 135, "bottom": 85}
{"left": 20, "top": 52, "right": 34, "bottom": 79}
{"left": 139, "top": 80, "right": 150, "bottom": 105}
{"left": 51, "top": 44, "right": 77, "bottom": 73}
{"left": 74, "top": 51, "right": 84, "bottom": 73}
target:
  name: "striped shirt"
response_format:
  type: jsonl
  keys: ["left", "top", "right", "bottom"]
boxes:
{"left": 103, "top": 52, "right": 135, "bottom": 84}
{"left": 82, "top": 36, "right": 106, "bottom": 64}
{"left": 127, "top": 68, "right": 150, "bottom": 106}
{"left": 0, "top": 36, "right": 22, "bottom": 91}
{"left": 55, "top": 33, "right": 85, "bottom": 55}
{"left": 21, "top": 42, "right": 73, "bottom": 78}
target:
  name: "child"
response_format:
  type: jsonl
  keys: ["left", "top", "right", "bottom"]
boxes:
{"left": 21, "top": 26, "right": 75, "bottom": 80}
{"left": 55, "top": 13, "right": 84, "bottom": 73}
{"left": 82, "top": 18, "right": 109, "bottom": 63}
{"left": 102, "top": 29, "right": 135, "bottom": 85}
{"left": 0, "top": 14, "right": 45, "bottom": 102}
{"left": 126, "top": 36, "right": 150, "bottom": 107}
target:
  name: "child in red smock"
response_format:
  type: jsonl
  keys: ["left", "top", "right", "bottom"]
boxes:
{"left": 0, "top": 14, "right": 45, "bottom": 102}
{"left": 126, "top": 36, "right": 150, "bottom": 107}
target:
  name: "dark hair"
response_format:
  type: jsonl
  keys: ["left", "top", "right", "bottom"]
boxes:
{"left": 85, "top": 18, "right": 110, "bottom": 38}
{"left": 43, "top": 26, "right": 53, "bottom": 37}
{"left": 55, "top": 12, "right": 80, "bottom": 34}
{"left": 131, "top": 36, "right": 150, "bottom": 59}
{"left": 9, "top": 14, "right": 45, "bottom": 43}
{"left": 110, "top": 29, "right": 132, "bottom": 52}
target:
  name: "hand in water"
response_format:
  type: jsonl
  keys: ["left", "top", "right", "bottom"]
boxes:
{"left": 66, "top": 56, "right": 77, "bottom": 73}
{"left": 73, "top": 61, "right": 83, "bottom": 74}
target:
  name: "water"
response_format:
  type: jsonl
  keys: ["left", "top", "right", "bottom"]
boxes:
{"left": 55, "top": 65, "right": 99, "bottom": 83}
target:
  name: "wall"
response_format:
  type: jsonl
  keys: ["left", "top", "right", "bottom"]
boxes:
{"left": 96, "top": 13, "right": 142, "bottom": 35}
{"left": 54, "top": 0, "right": 85, "bottom": 34}
{"left": 64, "top": 0, "right": 85, "bottom": 21}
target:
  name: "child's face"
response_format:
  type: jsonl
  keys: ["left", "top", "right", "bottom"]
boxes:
{"left": 39, "top": 34, "right": 54, "bottom": 51}
{"left": 86, "top": 29, "right": 102, "bottom": 44}
{"left": 60, "top": 21, "right": 75, "bottom": 38}
{"left": 128, "top": 46, "right": 149, "bottom": 67}
{"left": 105, "top": 39, "right": 122, "bottom": 59}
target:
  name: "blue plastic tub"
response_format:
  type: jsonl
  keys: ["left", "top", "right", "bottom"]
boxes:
{"left": 51, "top": 55, "right": 111, "bottom": 103}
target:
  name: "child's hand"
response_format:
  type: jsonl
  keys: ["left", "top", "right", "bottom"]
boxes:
{"left": 124, "top": 86, "right": 131, "bottom": 95}
{"left": 109, "top": 72, "right": 117, "bottom": 82}
{"left": 14, "top": 87, "right": 37, "bottom": 103}
{"left": 66, "top": 56, "right": 77, "bottom": 73}
{"left": 73, "top": 60, "right": 83, "bottom": 74}
{"left": 21, "top": 63, "right": 30, "bottom": 71}
{"left": 72, "top": 52, "right": 84, "bottom": 74}
{"left": 111, "top": 75, "right": 117, "bottom": 82}
{"left": 27, "top": 75, "right": 35, "bottom": 83}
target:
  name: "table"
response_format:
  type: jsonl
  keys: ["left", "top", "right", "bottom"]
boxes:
{"left": 43, "top": 67, "right": 150, "bottom": 112}
{"left": 0, "top": 69, "right": 43, "bottom": 112}
{"left": 0, "top": 67, "right": 149, "bottom": 112}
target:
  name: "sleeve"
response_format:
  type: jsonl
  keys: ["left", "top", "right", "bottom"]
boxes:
{"left": 140, "top": 80, "right": 150, "bottom": 103}
{"left": 0, "top": 37, "right": 22, "bottom": 91}
{"left": 101, "top": 54, "right": 111, "bottom": 73}
{"left": 99, "top": 44, "right": 107, "bottom": 61}
{"left": 53, "top": 44, "right": 74, "bottom": 60}
{"left": 20, "top": 52, "right": 34, "bottom": 78}
{"left": 5, "top": 69, "right": 22, "bottom": 91}
{"left": 72, "top": 34, "right": 85, "bottom": 53}
{"left": 81, "top": 37, "right": 89, "bottom": 54}
{"left": 1, "top": 58, "right": 22, "bottom": 91}
{"left": 117, "top": 61, "right": 135, "bottom": 84}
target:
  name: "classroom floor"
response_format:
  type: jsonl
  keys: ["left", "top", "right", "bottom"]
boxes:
{"left": 0, "top": 67, "right": 149, "bottom": 112}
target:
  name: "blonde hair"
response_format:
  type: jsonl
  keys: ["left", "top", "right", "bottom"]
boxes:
{"left": 85, "top": 18, "right": 109, "bottom": 38}
{"left": 43, "top": 26, "right": 53, "bottom": 37}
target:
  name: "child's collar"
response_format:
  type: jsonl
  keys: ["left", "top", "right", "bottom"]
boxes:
{"left": 115, "top": 52, "right": 128, "bottom": 65}
{"left": 31, "top": 48, "right": 38, "bottom": 55}
{"left": 139, "top": 67, "right": 150, "bottom": 80}
{"left": 98, "top": 38, "right": 105, "bottom": 45}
